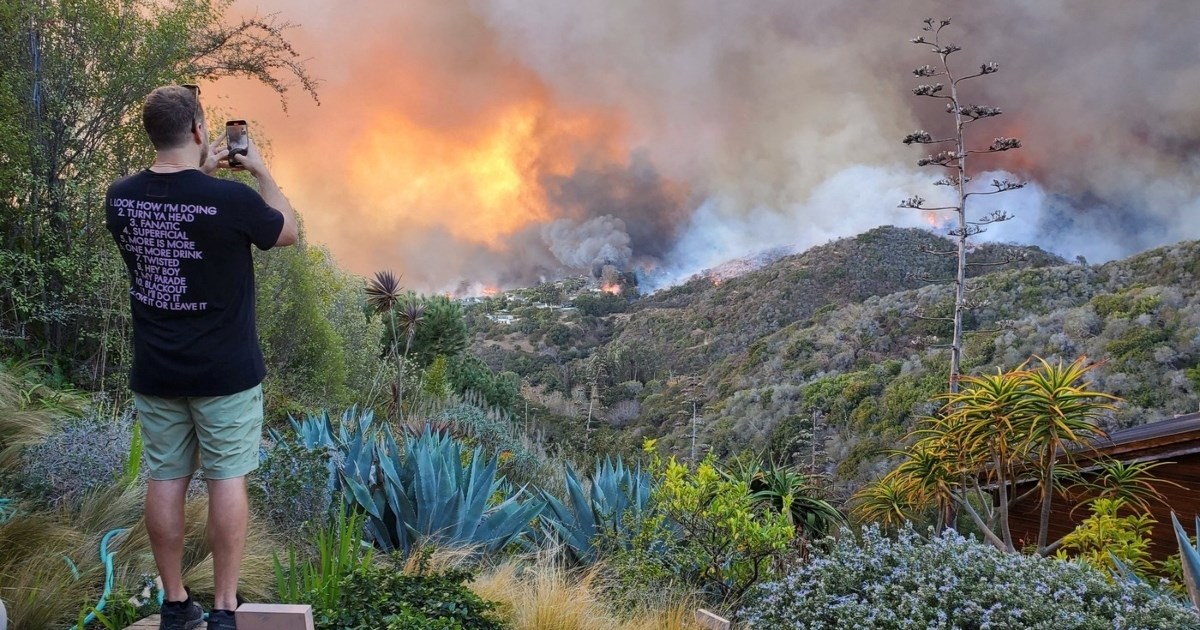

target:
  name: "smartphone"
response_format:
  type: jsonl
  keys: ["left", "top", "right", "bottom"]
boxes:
{"left": 226, "top": 120, "right": 249, "bottom": 170}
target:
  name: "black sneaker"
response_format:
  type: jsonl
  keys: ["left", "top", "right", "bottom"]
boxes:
{"left": 207, "top": 609, "right": 237, "bottom": 630}
{"left": 159, "top": 593, "right": 204, "bottom": 630}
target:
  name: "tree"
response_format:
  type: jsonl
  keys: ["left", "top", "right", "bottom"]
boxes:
{"left": 0, "top": 0, "right": 317, "bottom": 383}
{"left": 853, "top": 357, "right": 1136, "bottom": 556}
{"left": 583, "top": 350, "right": 609, "bottom": 453}
{"left": 899, "top": 18, "right": 1024, "bottom": 393}
{"left": 392, "top": 296, "right": 468, "bottom": 368}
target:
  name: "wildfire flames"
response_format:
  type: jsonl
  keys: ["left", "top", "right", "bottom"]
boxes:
{"left": 601, "top": 283, "right": 621, "bottom": 295}
{"left": 218, "top": 0, "right": 1200, "bottom": 290}
{"left": 342, "top": 99, "right": 627, "bottom": 247}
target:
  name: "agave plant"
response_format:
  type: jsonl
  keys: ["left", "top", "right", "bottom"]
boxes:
{"left": 1171, "top": 512, "right": 1200, "bottom": 611}
{"left": 539, "top": 457, "right": 654, "bottom": 564}
{"left": 340, "top": 427, "right": 544, "bottom": 554}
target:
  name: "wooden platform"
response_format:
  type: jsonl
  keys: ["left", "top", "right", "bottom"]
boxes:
{"left": 124, "top": 616, "right": 159, "bottom": 629}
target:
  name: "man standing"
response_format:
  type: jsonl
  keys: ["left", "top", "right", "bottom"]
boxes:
{"left": 106, "top": 85, "right": 298, "bottom": 630}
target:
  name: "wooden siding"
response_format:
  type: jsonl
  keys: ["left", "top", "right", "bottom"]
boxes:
{"left": 1005, "top": 453, "right": 1200, "bottom": 560}
{"left": 1004, "top": 414, "right": 1200, "bottom": 561}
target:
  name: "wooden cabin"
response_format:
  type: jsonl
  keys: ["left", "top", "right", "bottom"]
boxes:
{"left": 1004, "top": 412, "right": 1200, "bottom": 560}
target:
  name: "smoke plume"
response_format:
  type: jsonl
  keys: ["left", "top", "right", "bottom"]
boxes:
{"left": 216, "top": 0, "right": 1200, "bottom": 291}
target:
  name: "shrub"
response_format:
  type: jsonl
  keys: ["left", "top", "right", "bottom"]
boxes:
{"left": 17, "top": 404, "right": 139, "bottom": 507}
{"left": 607, "top": 445, "right": 794, "bottom": 612}
{"left": 739, "top": 523, "right": 1198, "bottom": 629}
{"left": 1056, "top": 498, "right": 1156, "bottom": 579}
{"left": 252, "top": 439, "right": 336, "bottom": 538}
{"left": 312, "top": 558, "right": 506, "bottom": 630}
{"left": 440, "top": 399, "right": 545, "bottom": 484}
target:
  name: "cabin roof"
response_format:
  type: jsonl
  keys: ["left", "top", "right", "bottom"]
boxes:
{"left": 1091, "top": 412, "right": 1200, "bottom": 461}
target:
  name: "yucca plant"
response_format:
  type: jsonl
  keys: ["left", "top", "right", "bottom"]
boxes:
{"left": 340, "top": 427, "right": 544, "bottom": 554}
{"left": 540, "top": 457, "right": 654, "bottom": 564}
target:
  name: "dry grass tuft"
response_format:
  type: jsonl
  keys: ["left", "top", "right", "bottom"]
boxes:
{"left": 0, "top": 510, "right": 99, "bottom": 629}
{"left": 471, "top": 560, "right": 704, "bottom": 630}
{"left": 399, "top": 544, "right": 481, "bottom": 575}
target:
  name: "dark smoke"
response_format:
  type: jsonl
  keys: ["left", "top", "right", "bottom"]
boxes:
{"left": 225, "top": 0, "right": 1200, "bottom": 291}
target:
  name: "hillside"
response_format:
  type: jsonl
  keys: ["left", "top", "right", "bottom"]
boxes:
{"left": 693, "top": 240, "right": 1200, "bottom": 490}
{"left": 464, "top": 228, "right": 1200, "bottom": 496}
{"left": 616, "top": 226, "right": 1063, "bottom": 377}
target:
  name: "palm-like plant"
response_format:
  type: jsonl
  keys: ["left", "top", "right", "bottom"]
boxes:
{"left": 940, "top": 367, "right": 1032, "bottom": 550}
{"left": 890, "top": 436, "right": 956, "bottom": 530}
{"left": 725, "top": 458, "right": 846, "bottom": 541}
{"left": 365, "top": 270, "right": 403, "bottom": 314}
{"left": 851, "top": 472, "right": 920, "bottom": 529}
{"left": 390, "top": 299, "right": 426, "bottom": 410}
{"left": 859, "top": 356, "right": 1124, "bottom": 556}
{"left": 1069, "top": 459, "right": 1180, "bottom": 515}
{"left": 1016, "top": 357, "right": 1115, "bottom": 552}
{"left": 366, "top": 271, "right": 410, "bottom": 415}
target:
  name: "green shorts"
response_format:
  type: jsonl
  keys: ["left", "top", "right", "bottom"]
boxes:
{"left": 133, "top": 384, "right": 264, "bottom": 481}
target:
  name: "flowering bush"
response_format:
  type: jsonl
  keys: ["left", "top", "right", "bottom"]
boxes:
{"left": 17, "top": 405, "right": 139, "bottom": 507}
{"left": 739, "top": 523, "right": 1198, "bottom": 629}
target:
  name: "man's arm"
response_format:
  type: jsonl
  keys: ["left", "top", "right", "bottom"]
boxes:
{"left": 238, "top": 138, "right": 299, "bottom": 247}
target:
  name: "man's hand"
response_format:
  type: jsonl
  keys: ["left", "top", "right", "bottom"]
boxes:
{"left": 236, "top": 137, "right": 270, "bottom": 179}
{"left": 201, "top": 132, "right": 229, "bottom": 176}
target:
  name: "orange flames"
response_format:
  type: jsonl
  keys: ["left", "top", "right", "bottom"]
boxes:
{"left": 214, "top": 0, "right": 635, "bottom": 280}
{"left": 601, "top": 283, "right": 622, "bottom": 295}
{"left": 344, "top": 99, "right": 625, "bottom": 246}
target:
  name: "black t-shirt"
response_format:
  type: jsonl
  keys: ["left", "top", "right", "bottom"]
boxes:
{"left": 105, "top": 169, "right": 284, "bottom": 397}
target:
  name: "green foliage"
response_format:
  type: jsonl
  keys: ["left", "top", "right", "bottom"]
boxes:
{"left": 739, "top": 523, "right": 1199, "bottom": 629}
{"left": 1058, "top": 498, "right": 1156, "bottom": 578}
{"left": 448, "top": 355, "right": 520, "bottom": 412}
{"left": 422, "top": 356, "right": 451, "bottom": 402}
{"left": 251, "top": 438, "right": 336, "bottom": 538}
{"left": 385, "top": 296, "right": 469, "bottom": 368}
{"left": 274, "top": 509, "right": 374, "bottom": 611}
{"left": 256, "top": 244, "right": 361, "bottom": 418}
{"left": 0, "top": 0, "right": 316, "bottom": 385}
{"left": 120, "top": 418, "right": 143, "bottom": 489}
{"left": 1106, "top": 324, "right": 1171, "bottom": 365}
{"left": 724, "top": 458, "right": 846, "bottom": 542}
{"left": 645, "top": 444, "right": 794, "bottom": 607}
{"left": 573, "top": 292, "right": 628, "bottom": 316}
{"left": 1091, "top": 291, "right": 1162, "bottom": 319}
{"left": 311, "top": 556, "right": 506, "bottom": 630}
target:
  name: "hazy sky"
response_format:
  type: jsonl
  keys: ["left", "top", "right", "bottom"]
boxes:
{"left": 214, "top": 1, "right": 1200, "bottom": 291}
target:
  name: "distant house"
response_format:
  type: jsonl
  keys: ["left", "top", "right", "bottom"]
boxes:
{"left": 487, "top": 312, "right": 517, "bottom": 325}
{"left": 1004, "top": 412, "right": 1200, "bottom": 560}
